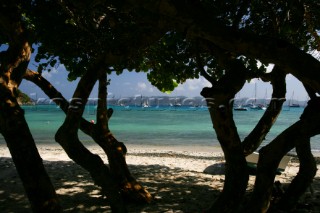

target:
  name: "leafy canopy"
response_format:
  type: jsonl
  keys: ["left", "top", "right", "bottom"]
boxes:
{"left": 4, "top": 0, "right": 319, "bottom": 93}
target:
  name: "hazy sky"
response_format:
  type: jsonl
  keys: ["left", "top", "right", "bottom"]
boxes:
{"left": 19, "top": 63, "right": 308, "bottom": 101}
{"left": 0, "top": 44, "right": 309, "bottom": 101}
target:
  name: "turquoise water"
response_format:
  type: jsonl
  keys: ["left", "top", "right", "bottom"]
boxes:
{"left": 0, "top": 105, "right": 319, "bottom": 151}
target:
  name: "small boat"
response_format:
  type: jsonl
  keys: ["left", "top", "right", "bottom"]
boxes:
{"left": 289, "top": 91, "right": 300, "bottom": 108}
{"left": 170, "top": 99, "right": 182, "bottom": 108}
{"left": 121, "top": 106, "right": 132, "bottom": 111}
{"left": 289, "top": 103, "right": 300, "bottom": 108}
{"left": 246, "top": 152, "right": 291, "bottom": 175}
{"left": 249, "top": 83, "right": 266, "bottom": 110}
{"left": 234, "top": 105, "right": 248, "bottom": 111}
{"left": 234, "top": 92, "right": 248, "bottom": 111}
{"left": 143, "top": 101, "right": 150, "bottom": 108}
{"left": 250, "top": 104, "right": 266, "bottom": 111}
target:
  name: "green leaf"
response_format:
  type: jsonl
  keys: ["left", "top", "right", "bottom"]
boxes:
{"left": 172, "top": 79, "right": 178, "bottom": 87}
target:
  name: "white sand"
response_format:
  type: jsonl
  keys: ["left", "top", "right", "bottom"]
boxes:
{"left": 0, "top": 143, "right": 320, "bottom": 212}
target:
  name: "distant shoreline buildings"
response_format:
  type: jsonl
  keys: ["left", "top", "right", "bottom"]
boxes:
{"left": 21, "top": 94, "right": 307, "bottom": 108}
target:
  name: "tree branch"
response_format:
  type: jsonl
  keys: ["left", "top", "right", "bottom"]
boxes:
{"left": 242, "top": 66, "right": 287, "bottom": 155}
{"left": 96, "top": 69, "right": 109, "bottom": 130}
{"left": 195, "top": 52, "right": 215, "bottom": 84}
{"left": 24, "top": 69, "right": 95, "bottom": 136}
{"left": 123, "top": 0, "right": 320, "bottom": 93}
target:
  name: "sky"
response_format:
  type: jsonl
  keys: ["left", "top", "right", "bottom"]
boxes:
{"left": 0, "top": 44, "right": 310, "bottom": 102}
{"left": 19, "top": 63, "right": 308, "bottom": 102}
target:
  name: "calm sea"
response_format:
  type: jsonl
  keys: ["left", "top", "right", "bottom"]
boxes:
{"left": 0, "top": 104, "right": 319, "bottom": 152}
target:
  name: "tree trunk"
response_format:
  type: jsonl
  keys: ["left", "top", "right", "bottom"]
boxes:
{"left": 276, "top": 137, "right": 317, "bottom": 211}
{"left": 246, "top": 98, "right": 320, "bottom": 212}
{"left": 55, "top": 123, "right": 126, "bottom": 212}
{"left": 201, "top": 87, "right": 248, "bottom": 213}
{"left": 275, "top": 98, "right": 320, "bottom": 211}
{"left": 246, "top": 123, "right": 299, "bottom": 212}
{"left": 0, "top": 4, "right": 61, "bottom": 211}
{"left": 25, "top": 68, "right": 152, "bottom": 203}
{"left": 197, "top": 55, "right": 249, "bottom": 212}
{"left": 242, "top": 67, "right": 286, "bottom": 155}
{"left": 54, "top": 62, "right": 127, "bottom": 212}
{"left": 92, "top": 130, "right": 152, "bottom": 203}
{"left": 0, "top": 102, "right": 61, "bottom": 212}
{"left": 94, "top": 72, "right": 152, "bottom": 203}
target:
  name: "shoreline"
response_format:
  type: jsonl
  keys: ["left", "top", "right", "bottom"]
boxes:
{"left": 0, "top": 142, "right": 224, "bottom": 155}
{"left": 1, "top": 142, "right": 320, "bottom": 157}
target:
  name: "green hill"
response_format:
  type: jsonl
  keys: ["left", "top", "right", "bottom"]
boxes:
{"left": 16, "top": 89, "right": 34, "bottom": 105}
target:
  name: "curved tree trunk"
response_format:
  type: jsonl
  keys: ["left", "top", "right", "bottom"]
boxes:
{"left": 246, "top": 98, "right": 320, "bottom": 212}
{"left": 242, "top": 66, "right": 286, "bottom": 155}
{"left": 93, "top": 72, "right": 152, "bottom": 202}
{"left": 0, "top": 4, "right": 61, "bottom": 212}
{"left": 246, "top": 122, "right": 300, "bottom": 213}
{"left": 54, "top": 62, "right": 127, "bottom": 212}
{"left": 55, "top": 122, "right": 126, "bottom": 212}
{"left": 199, "top": 56, "right": 249, "bottom": 212}
{"left": 201, "top": 87, "right": 248, "bottom": 212}
{"left": 275, "top": 97, "right": 319, "bottom": 211}
{"left": 24, "top": 68, "right": 152, "bottom": 203}
{"left": 276, "top": 137, "right": 317, "bottom": 211}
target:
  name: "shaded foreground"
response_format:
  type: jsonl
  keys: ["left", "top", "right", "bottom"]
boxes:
{"left": 0, "top": 145, "right": 320, "bottom": 212}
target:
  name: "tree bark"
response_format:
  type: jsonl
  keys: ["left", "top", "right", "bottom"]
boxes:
{"left": 246, "top": 98, "right": 320, "bottom": 212}
{"left": 201, "top": 87, "right": 248, "bottom": 213}
{"left": 93, "top": 72, "right": 152, "bottom": 203}
{"left": 242, "top": 66, "right": 286, "bottom": 155}
{"left": 247, "top": 122, "right": 301, "bottom": 213}
{"left": 54, "top": 61, "right": 127, "bottom": 212}
{"left": 200, "top": 58, "right": 249, "bottom": 212}
{"left": 276, "top": 137, "right": 317, "bottom": 211}
{"left": 25, "top": 68, "right": 152, "bottom": 203}
{"left": 0, "top": 99, "right": 61, "bottom": 213}
{"left": 0, "top": 3, "right": 61, "bottom": 211}
{"left": 275, "top": 98, "right": 319, "bottom": 211}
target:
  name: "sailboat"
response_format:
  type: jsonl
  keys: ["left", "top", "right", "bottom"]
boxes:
{"left": 140, "top": 95, "right": 150, "bottom": 109}
{"left": 289, "top": 91, "right": 300, "bottom": 108}
{"left": 170, "top": 98, "right": 182, "bottom": 107}
{"left": 250, "top": 83, "right": 266, "bottom": 110}
{"left": 143, "top": 99, "right": 150, "bottom": 108}
{"left": 233, "top": 92, "right": 248, "bottom": 111}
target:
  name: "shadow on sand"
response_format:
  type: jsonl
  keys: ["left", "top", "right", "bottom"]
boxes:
{"left": 0, "top": 157, "right": 221, "bottom": 213}
{"left": 2, "top": 156, "right": 319, "bottom": 212}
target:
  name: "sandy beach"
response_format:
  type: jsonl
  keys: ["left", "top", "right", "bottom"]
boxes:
{"left": 1, "top": 143, "right": 320, "bottom": 212}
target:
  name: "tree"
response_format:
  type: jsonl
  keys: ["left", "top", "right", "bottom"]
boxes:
{"left": 23, "top": 0, "right": 173, "bottom": 209}
{"left": 136, "top": 33, "right": 287, "bottom": 211}
{"left": 0, "top": 1, "right": 61, "bottom": 212}
{"left": 2, "top": 0, "right": 320, "bottom": 212}
{"left": 34, "top": 0, "right": 317, "bottom": 211}
{"left": 115, "top": 0, "right": 320, "bottom": 212}
{"left": 1, "top": 0, "right": 157, "bottom": 211}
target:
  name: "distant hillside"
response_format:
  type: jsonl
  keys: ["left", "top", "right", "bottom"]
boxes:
{"left": 16, "top": 89, "right": 34, "bottom": 105}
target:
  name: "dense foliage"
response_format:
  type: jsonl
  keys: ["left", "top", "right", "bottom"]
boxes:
{"left": 8, "top": 0, "right": 318, "bottom": 92}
